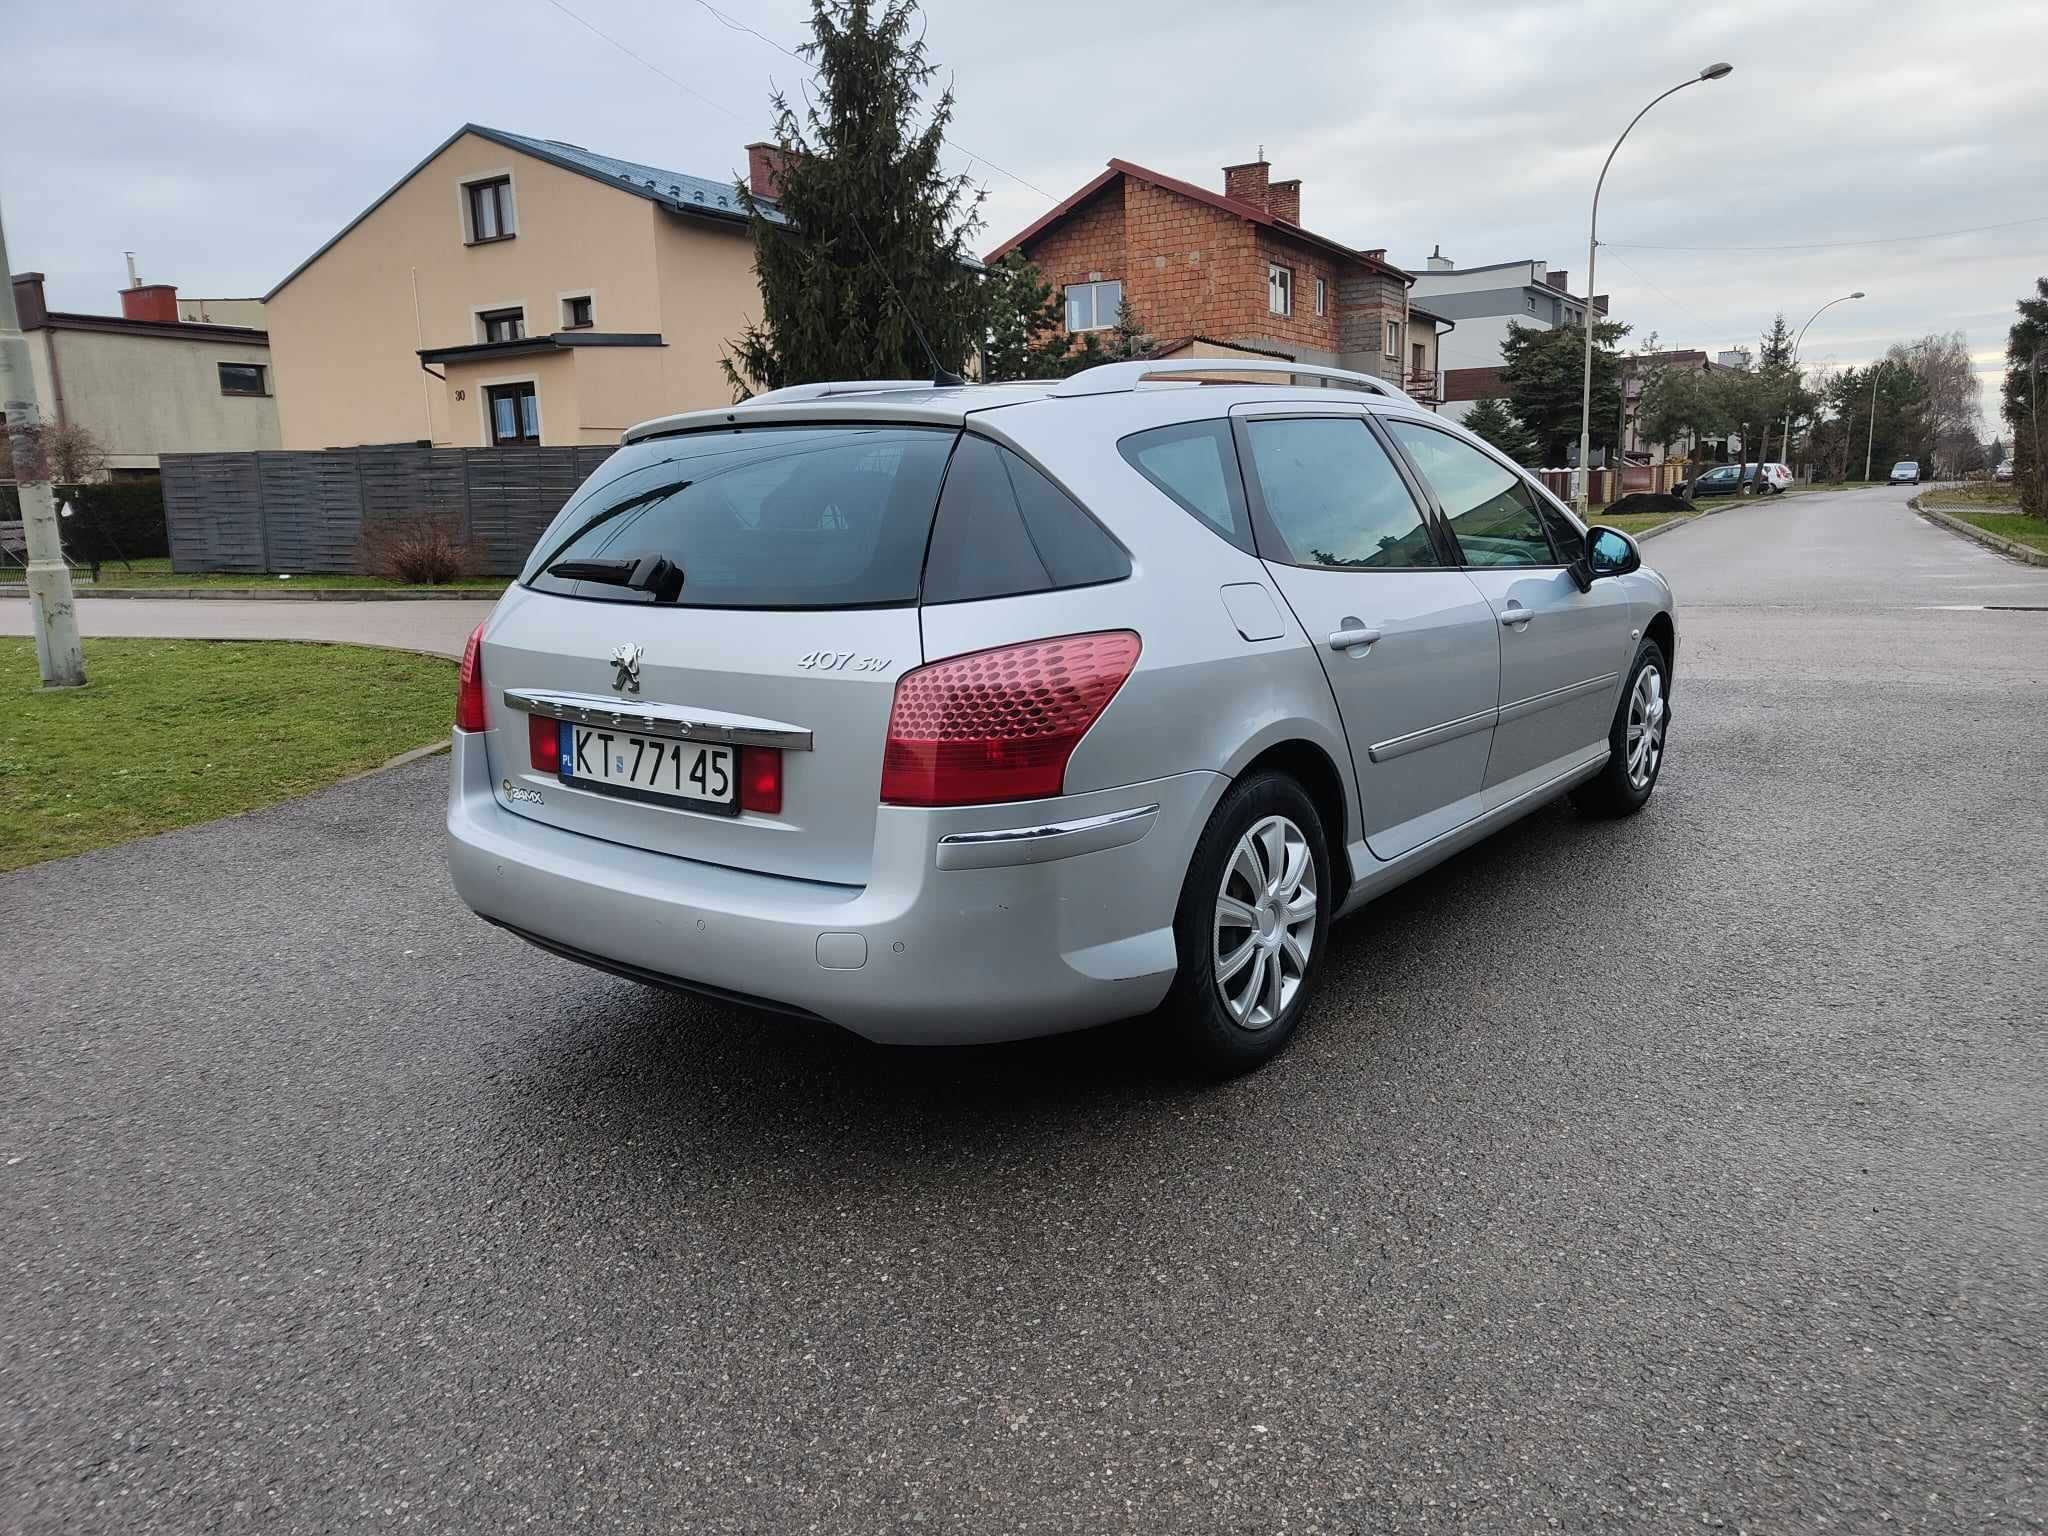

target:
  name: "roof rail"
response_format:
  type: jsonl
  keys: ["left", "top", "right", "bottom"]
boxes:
{"left": 1047, "top": 358, "right": 1416, "bottom": 403}
{"left": 620, "top": 380, "right": 940, "bottom": 443}
{"left": 742, "top": 379, "right": 938, "bottom": 406}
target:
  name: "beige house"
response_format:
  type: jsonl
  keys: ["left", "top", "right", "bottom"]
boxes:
{"left": 5, "top": 273, "right": 278, "bottom": 473}
{"left": 264, "top": 125, "right": 785, "bottom": 450}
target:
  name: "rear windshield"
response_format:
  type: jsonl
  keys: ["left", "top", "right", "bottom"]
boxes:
{"left": 524, "top": 425, "right": 957, "bottom": 608}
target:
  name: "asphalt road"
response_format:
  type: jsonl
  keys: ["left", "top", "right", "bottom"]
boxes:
{"left": 5, "top": 484, "right": 2044, "bottom": 1533}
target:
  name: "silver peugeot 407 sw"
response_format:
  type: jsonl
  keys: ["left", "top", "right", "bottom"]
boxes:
{"left": 447, "top": 360, "right": 1675, "bottom": 1072}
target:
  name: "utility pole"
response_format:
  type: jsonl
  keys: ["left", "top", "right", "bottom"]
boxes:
{"left": 0, "top": 189, "right": 85, "bottom": 687}
{"left": 1864, "top": 361, "right": 1888, "bottom": 485}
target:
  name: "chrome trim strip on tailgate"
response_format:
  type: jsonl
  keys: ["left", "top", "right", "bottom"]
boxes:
{"left": 1366, "top": 707, "right": 1498, "bottom": 764}
{"left": 935, "top": 803, "right": 1159, "bottom": 871}
{"left": 501, "top": 689, "right": 814, "bottom": 751}
{"left": 1496, "top": 672, "right": 1620, "bottom": 726}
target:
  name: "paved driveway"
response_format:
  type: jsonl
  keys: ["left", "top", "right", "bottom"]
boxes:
{"left": 4, "top": 485, "right": 2043, "bottom": 1532}
{"left": 0, "top": 596, "right": 495, "bottom": 658}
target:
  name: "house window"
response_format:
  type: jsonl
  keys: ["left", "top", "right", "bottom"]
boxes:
{"left": 1385, "top": 319, "right": 1400, "bottom": 357}
{"left": 466, "top": 177, "right": 515, "bottom": 242}
{"left": 217, "top": 362, "right": 268, "bottom": 397}
{"left": 1063, "top": 279, "right": 1122, "bottom": 333}
{"left": 562, "top": 294, "right": 594, "bottom": 330}
{"left": 486, "top": 382, "right": 540, "bottom": 446}
{"left": 479, "top": 307, "right": 525, "bottom": 344}
{"left": 1526, "top": 294, "right": 1538, "bottom": 314}
{"left": 1314, "top": 277, "right": 1326, "bottom": 317}
{"left": 1411, "top": 341, "right": 1426, "bottom": 375}
{"left": 1268, "top": 263, "right": 1292, "bottom": 317}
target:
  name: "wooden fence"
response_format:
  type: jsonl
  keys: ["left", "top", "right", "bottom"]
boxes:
{"left": 160, "top": 445, "right": 617, "bottom": 575}
{"left": 1531, "top": 461, "right": 1690, "bottom": 507}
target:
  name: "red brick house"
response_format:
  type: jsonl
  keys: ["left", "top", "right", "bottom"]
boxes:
{"left": 987, "top": 155, "right": 1450, "bottom": 402}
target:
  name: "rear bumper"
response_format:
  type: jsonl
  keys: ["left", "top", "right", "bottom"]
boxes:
{"left": 445, "top": 730, "right": 1224, "bottom": 1043}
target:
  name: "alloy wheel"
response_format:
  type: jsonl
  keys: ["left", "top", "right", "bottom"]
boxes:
{"left": 1213, "top": 814, "right": 1317, "bottom": 1031}
{"left": 1626, "top": 664, "right": 1667, "bottom": 790}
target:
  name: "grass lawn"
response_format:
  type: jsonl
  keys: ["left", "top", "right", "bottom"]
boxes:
{"left": 1597, "top": 508, "right": 1701, "bottom": 537}
{"left": 1927, "top": 511, "right": 2048, "bottom": 556}
{"left": 1922, "top": 483, "right": 2023, "bottom": 510}
{"left": 0, "top": 639, "right": 454, "bottom": 871}
{"left": 10, "top": 557, "right": 508, "bottom": 594}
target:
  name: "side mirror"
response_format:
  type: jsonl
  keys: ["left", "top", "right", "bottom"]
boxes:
{"left": 1584, "top": 525, "right": 1640, "bottom": 580}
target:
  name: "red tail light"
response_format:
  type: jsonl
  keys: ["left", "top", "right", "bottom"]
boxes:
{"left": 528, "top": 713, "right": 559, "bottom": 772}
{"left": 456, "top": 623, "right": 487, "bottom": 733}
{"left": 738, "top": 746, "right": 783, "bottom": 815}
{"left": 880, "top": 631, "right": 1141, "bottom": 807}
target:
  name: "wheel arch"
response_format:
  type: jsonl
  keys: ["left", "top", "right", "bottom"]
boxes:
{"left": 1645, "top": 609, "right": 1677, "bottom": 692}
{"left": 1226, "top": 733, "right": 1356, "bottom": 897}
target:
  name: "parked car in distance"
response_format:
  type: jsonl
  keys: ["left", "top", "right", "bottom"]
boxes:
{"left": 1687, "top": 462, "right": 1792, "bottom": 498}
{"left": 446, "top": 360, "right": 1678, "bottom": 1074}
{"left": 1890, "top": 460, "right": 1922, "bottom": 485}
{"left": 1993, "top": 460, "right": 2013, "bottom": 482}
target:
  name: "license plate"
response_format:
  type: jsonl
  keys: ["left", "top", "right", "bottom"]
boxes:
{"left": 558, "top": 724, "right": 737, "bottom": 814}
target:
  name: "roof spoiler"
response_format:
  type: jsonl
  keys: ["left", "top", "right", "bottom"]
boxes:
{"left": 1048, "top": 359, "right": 1416, "bottom": 403}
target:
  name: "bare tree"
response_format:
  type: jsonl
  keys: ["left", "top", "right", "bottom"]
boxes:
{"left": 1902, "top": 331, "right": 1981, "bottom": 479}
{"left": 0, "top": 420, "right": 108, "bottom": 484}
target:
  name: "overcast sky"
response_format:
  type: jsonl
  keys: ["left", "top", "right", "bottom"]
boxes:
{"left": 8, "top": 0, "right": 2042, "bottom": 433}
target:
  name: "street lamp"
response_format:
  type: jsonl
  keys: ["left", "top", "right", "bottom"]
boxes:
{"left": 1863, "top": 356, "right": 1894, "bottom": 484}
{"left": 1780, "top": 291, "right": 1863, "bottom": 483}
{"left": 1575, "top": 61, "right": 1733, "bottom": 514}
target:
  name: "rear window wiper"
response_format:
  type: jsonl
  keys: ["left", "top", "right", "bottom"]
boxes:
{"left": 545, "top": 552, "right": 686, "bottom": 602}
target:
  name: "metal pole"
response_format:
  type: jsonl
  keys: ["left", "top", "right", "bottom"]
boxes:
{"left": 0, "top": 189, "right": 85, "bottom": 687}
{"left": 2030, "top": 350, "right": 2043, "bottom": 515}
{"left": 1864, "top": 362, "right": 1882, "bottom": 484}
{"left": 1783, "top": 292, "right": 1863, "bottom": 480}
{"left": 1575, "top": 64, "right": 1731, "bottom": 514}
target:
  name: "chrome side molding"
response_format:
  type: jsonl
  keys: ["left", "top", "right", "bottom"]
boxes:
{"left": 502, "top": 689, "right": 813, "bottom": 751}
{"left": 935, "top": 803, "right": 1159, "bottom": 871}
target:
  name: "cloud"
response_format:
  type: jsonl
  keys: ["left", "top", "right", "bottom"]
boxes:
{"left": 9, "top": 0, "right": 2041, "bottom": 432}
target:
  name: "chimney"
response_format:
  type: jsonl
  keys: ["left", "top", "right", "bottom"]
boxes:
{"left": 1545, "top": 270, "right": 1568, "bottom": 292}
{"left": 1222, "top": 156, "right": 1271, "bottom": 212}
{"left": 1267, "top": 178, "right": 1302, "bottom": 225}
{"left": 120, "top": 283, "right": 179, "bottom": 324}
{"left": 745, "top": 142, "right": 793, "bottom": 201}
{"left": 1426, "top": 244, "right": 1453, "bottom": 272}
{"left": 10, "top": 272, "right": 48, "bottom": 329}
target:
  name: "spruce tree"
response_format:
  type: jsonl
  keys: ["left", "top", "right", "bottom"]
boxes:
{"left": 1462, "top": 397, "right": 1540, "bottom": 465}
{"left": 723, "top": 0, "right": 985, "bottom": 397}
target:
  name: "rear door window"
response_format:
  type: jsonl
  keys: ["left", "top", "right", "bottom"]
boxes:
{"left": 1118, "top": 420, "right": 1253, "bottom": 552}
{"left": 524, "top": 424, "right": 957, "bottom": 608}
{"left": 922, "top": 435, "right": 1130, "bottom": 604}
{"left": 1384, "top": 420, "right": 1556, "bottom": 567}
{"left": 1241, "top": 416, "right": 1440, "bottom": 569}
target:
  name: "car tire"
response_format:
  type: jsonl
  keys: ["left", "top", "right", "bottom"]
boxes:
{"left": 1570, "top": 640, "right": 1670, "bottom": 819}
{"left": 1159, "top": 771, "right": 1332, "bottom": 1076}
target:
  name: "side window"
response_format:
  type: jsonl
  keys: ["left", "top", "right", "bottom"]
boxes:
{"left": 1384, "top": 421, "right": 1555, "bottom": 568}
{"left": 1242, "top": 416, "right": 1438, "bottom": 570}
{"left": 1536, "top": 496, "right": 1585, "bottom": 565}
{"left": 1119, "top": 420, "right": 1253, "bottom": 552}
{"left": 924, "top": 436, "right": 1130, "bottom": 604}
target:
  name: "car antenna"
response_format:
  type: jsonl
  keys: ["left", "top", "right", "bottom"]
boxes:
{"left": 847, "top": 215, "right": 966, "bottom": 387}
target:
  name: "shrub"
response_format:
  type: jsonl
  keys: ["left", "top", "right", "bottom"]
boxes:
{"left": 360, "top": 514, "right": 477, "bottom": 584}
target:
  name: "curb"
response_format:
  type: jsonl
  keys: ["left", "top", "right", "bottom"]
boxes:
{"left": 1911, "top": 497, "right": 2048, "bottom": 567}
{"left": 335, "top": 737, "right": 452, "bottom": 786}
{"left": 0, "top": 585, "right": 506, "bottom": 601}
{"left": 1633, "top": 513, "right": 1699, "bottom": 542}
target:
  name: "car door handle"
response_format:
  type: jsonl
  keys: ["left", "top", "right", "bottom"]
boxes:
{"left": 1498, "top": 606, "right": 1534, "bottom": 628}
{"left": 1327, "top": 624, "right": 1382, "bottom": 652}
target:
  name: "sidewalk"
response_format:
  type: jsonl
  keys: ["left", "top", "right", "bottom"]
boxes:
{"left": 0, "top": 595, "right": 497, "bottom": 658}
